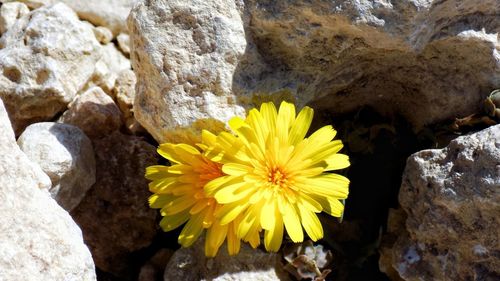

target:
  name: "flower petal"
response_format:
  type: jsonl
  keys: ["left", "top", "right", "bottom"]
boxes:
{"left": 289, "top": 106, "right": 313, "bottom": 145}
{"left": 264, "top": 204, "right": 284, "bottom": 252}
{"left": 324, "top": 153, "right": 350, "bottom": 171}
{"left": 205, "top": 221, "right": 228, "bottom": 257}
{"left": 178, "top": 212, "right": 205, "bottom": 247}
{"left": 299, "top": 208, "right": 323, "bottom": 241}
{"left": 159, "top": 210, "right": 190, "bottom": 232}
{"left": 281, "top": 200, "right": 304, "bottom": 242}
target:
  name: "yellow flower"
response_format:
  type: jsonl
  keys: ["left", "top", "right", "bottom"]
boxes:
{"left": 205, "top": 101, "right": 350, "bottom": 252}
{"left": 146, "top": 133, "right": 241, "bottom": 257}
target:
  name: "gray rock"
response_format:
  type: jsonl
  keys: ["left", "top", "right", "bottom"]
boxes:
{"left": 128, "top": 0, "right": 247, "bottom": 143}
{"left": 0, "top": 98, "right": 96, "bottom": 281}
{"left": 71, "top": 131, "right": 158, "bottom": 277}
{"left": 17, "top": 122, "right": 96, "bottom": 211}
{"left": 379, "top": 125, "right": 500, "bottom": 280}
{"left": 59, "top": 86, "right": 122, "bottom": 139}
{"left": 164, "top": 238, "right": 291, "bottom": 281}
{"left": 0, "top": 3, "right": 101, "bottom": 134}
{"left": 129, "top": 0, "right": 499, "bottom": 144}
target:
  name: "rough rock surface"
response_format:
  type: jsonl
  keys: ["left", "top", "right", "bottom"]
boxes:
{"left": 93, "top": 26, "right": 114, "bottom": 44}
{"left": 164, "top": 238, "right": 291, "bottom": 281}
{"left": 379, "top": 125, "right": 500, "bottom": 280}
{"left": 0, "top": 98, "right": 96, "bottom": 281}
{"left": 71, "top": 131, "right": 158, "bottom": 277}
{"left": 0, "top": 3, "right": 101, "bottom": 134}
{"left": 89, "top": 43, "right": 131, "bottom": 95}
{"left": 59, "top": 86, "right": 122, "bottom": 139}
{"left": 117, "top": 33, "right": 131, "bottom": 56}
{"left": 130, "top": 0, "right": 499, "bottom": 143}
{"left": 17, "top": 122, "right": 96, "bottom": 211}
{"left": 10, "top": 0, "right": 138, "bottom": 35}
{"left": 114, "top": 69, "right": 136, "bottom": 119}
{"left": 0, "top": 2, "right": 29, "bottom": 34}
{"left": 128, "top": 0, "right": 247, "bottom": 143}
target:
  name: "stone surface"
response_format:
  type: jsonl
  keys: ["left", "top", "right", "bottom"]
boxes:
{"left": 129, "top": 0, "right": 499, "bottom": 143}
{"left": 0, "top": 3, "right": 101, "bottom": 134}
{"left": 0, "top": 2, "right": 29, "bottom": 34}
{"left": 93, "top": 26, "right": 114, "bottom": 44}
{"left": 117, "top": 33, "right": 131, "bottom": 56}
{"left": 128, "top": 0, "right": 247, "bottom": 143}
{"left": 138, "top": 249, "right": 174, "bottom": 281}
{"left": 0, "top": 98, "right": 96, "bottom": 281}
{"left": 164, "top": 238, "right": 291, "bottom": 281}
{"left": 114, "top": 69, "right": 136, "bottom": 119}
{"left": 71, "top": 131, "right": 158, "bottom": 277}
{"left": 379, "top": 125, "right": 500, "bottom": 280}
{"left": 17, "top": 122, "right": 96, "bottom": 211}
{"left": 59, "top": 86, "right": 122, "bottom": 139}
{"left": 9, "top": 0, "right": 138, "bottom": 35}
{"left": 89, "top": 43, "right": 132, "bottom": 94}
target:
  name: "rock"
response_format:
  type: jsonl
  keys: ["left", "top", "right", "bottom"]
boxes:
{"left": 129, "top": 0, "right": 499, "bottom": 143}
{"left": 71, "top": 131, "right": 158, "bottom": 277}
{"left": 0, "top": 3, "right": 101, "bottom": 134}
{"left": 17, "top": 122, "right": 96, "bottom": 211}
{"left": 138, "top": 249, "right": 174, "bottom": 281}
{"left": 59, "top": 86, "right": 122, "bottom": 139}
{"left": 379, "top": 125, "right": 500, "bottom": 280}
{"left": 11, "top": 0, "right": 138, "bottom": 36}
{"left": 164, "top": 238, "right": 290, "bottom": 281}
{"left": 0, "top": 2, "right": 29, "bottom": 34}
{"left": 117, "top": 33, "right": 131, "bottom": 56}
{"left": 0, "top": 98, "right": 96, "bottom": 280}
{"left": 128, "top": 0, "right": 247, "bottom": 143}
{"left": 114, "top": 69, "right": 136, "bottom": 119}
{"left": 90, "top": 43, "right": 131, "bottom": 94}
{"left": 93, "top": 26, "right": 114, "bottom": 44}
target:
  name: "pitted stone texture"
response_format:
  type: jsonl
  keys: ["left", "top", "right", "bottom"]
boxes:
{"left": 0, "top": 2, "right": 29, "bottom": 34}
{"left": 8, "top": 0, "right": 138, "bottom": 36}
{"left": 0, "top": 98, "right": 96, "bottom": 281}
{"left": 17, "top": 122, "right": 96, "bottom": 211}
{"left": 0, "top": 3, "right": 101, "bottom": 134}
{"left": 71, "top": 132, "right": 158, "bottom": 278}
{"left": 164, "top": 238, "right": 290, "bottom": 281}
{"left": 59, "top": 86, "right": 122, "bottom": 139}
{"left": 128, "top": 0, "right": 247, "bottom": 143}
{"left": 379, "top": 125, "right": 500, "bottom": 280}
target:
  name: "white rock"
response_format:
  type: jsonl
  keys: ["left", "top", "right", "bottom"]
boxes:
{"left": 0, "top": 2, "right": 29, "bottom": 34}
{"left": 93, "top": 26, "right": 114, "bottom": 44}
{"left": 0, "top": 3, "right": 101, "bottom": 134}
{"left": 89, "top": 43, "right": 131, "bottom": 94}
{"left": 17, "top": 122, "right": 96, "bottom": 211}
{"left": 117, "top": 33, "right": 131, "bottom": 55}
{"left": 128, "top": 0, "right": 247, "bottom": 143}
{"left": 114, "top": 69, "right": 136, "bottom": 118}
{"left": 11, "top": 0, "right": 138, "bottom": 35}
{"left": 0, "top": 98, "right": 96, "bottom": 281}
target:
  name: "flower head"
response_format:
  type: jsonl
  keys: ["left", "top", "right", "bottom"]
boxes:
{"left": 146, "top": 132, "right": 241, "bottom": 257}
{"left": 205, "top": 101, "right": 350, "bottom": 252}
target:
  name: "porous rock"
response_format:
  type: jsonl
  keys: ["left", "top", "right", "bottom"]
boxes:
{"left": 0, "top": 2, "right": 29, "bottom": 34}
{"left": 10, "top": 0, "right": 138, "bottom": 35}
{"left": 0, "top": 3, "right": 101, "bottom": 134}
{"left": 379, "top": 125, "right": 500, "bottom": 280}
{"left": 71, "top": 131, "right": 158, "bottom": 277}
{"left": 128, "top": 0, "right": 247, "bottom": 143}
{"left": 164, "top": 238, "right": 290, "bottom": 281}
{"left": 59, "top": 86, "right": 122, "bottom": 139}
{"left": 0, "top": 98, "right": 96, "bottom": 281}
{"left": 129, "top": 0, "right": 499, "bottom": 144}
{"left": 17, "top": 122, "right": 96, "bottom": 211}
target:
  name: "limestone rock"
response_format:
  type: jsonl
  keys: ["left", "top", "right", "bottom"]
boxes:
{"left": 0, "top": 3, "right": 101, "bottom": 134}
{"left": 114, "top": 69, "right": 136, "bottom": 119}
{"left": 0, "top": 2, "right": 29, "bottom": 34}
{"left": 117, "top": 33, "right": 131, "bottom": 56}
{"left": 164, "top": 238, "right": 290, "bottom": 281}
{"left": 0, "top": 98, "right": 96, "bottom": 281}
{"left": 9, "top": 0, "right": 138, "bottom": 35}
{"left": 90, "top": 43, "right": 131, "bottom": 94}
{"left": 128, "top": 0, "right": 247, "bottom": 143}
{"left": 93, "top": 26, "right": 114, "bottom": 44}
{"left": 59, "top": 86, "right": 122, "bottom": 139}
{"left": 71, "top": 131, "right": 158, "bottom": 277}
{"left": 17, "top": 122, "right": 96, "bottom": 211}
{"left": 380, "top": 125, "right": 500, "bottom": 280}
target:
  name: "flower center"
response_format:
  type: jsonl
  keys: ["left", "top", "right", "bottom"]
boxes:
{"left": 268, "top": 167, "right": 287, "bottom": 187}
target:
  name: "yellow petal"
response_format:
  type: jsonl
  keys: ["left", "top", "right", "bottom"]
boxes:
{"left": 159, "top": 210, "right": 190, "bottom": 232}
{"left": 201, "top": 129, "right": 217, "bottom": 147}
{"left": 205, "top": 221, "right": 228, "bottom": 257}
{"left": 145, "top": 165, "right": 171, "bottom": 180}
{"left": 216, "top": 202, "right": 249, "bottom": 225}
{"left": 157, "top": 144, "right": 181, "bottom": 163}
{"left": 296, "top": 174, "right": 349, "bottom": 198}
{"left": 148, "top": 177, "right": 176, "bottom": 193}
{"left": 310, "top": 195, "right": 345, "bottom": 217}
{"left": 205, "top": 175, "right": 238, "bottom": 196}
{"left": 276, "top": 101, "right": 296, "bottom": 144}
{"left": 289, "top": 106, "right": 313, "bottom": 145}
{"left": 222, "top": 163, "right": 252, "bottom": 176}
{"left": 227, "top": 221, "right": 241, "bottom": 255}
{"left": 299, "top": 208, "right": 323, "bottom": 241}
{"left": 228, "top": 116, "right": 245, "bottom": 132}
{"left": 149, "top": 193, "right": 175, "bottom": 209}
{"left": 260, "top": 199, "right": 275, "bottom": 230}
{"left": 264, "top": 204, "right": 284, "bottom": 252}
{"left": 324, "top": 154, "right": 350, "bottom": 171}
{"left": 307, "top": 125, "right": 337, "bottom": 144}
{"left": 161, "top": 194, "right": 196, "bottom": 216}
{"left": 260, "top": 102, "right": 277, "bottom": 139}
{"left": 167, "top": 164, "right": 193, "bottom": 174}
{"left": 178, "top": 212, "right": 205, "bottom": 247}
{"left": 281, "top": 201, "right": 304, "bottom": 243}
{"left": 214, "top": 182, "right": 255, "bottom": 204}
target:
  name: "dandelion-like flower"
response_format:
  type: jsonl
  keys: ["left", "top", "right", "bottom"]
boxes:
{"left": 205, "top": 101, "right": 350, "bottom": 252}
{"left": 146, "top": 132, "right": 241, "bottom": 257}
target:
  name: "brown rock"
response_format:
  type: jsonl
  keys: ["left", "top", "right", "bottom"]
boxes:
{"left": 71, "top": 131, "right": 159, "bottom": 277}
{"left": 59, "top": 86, "right": 122, "bottom": 139}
